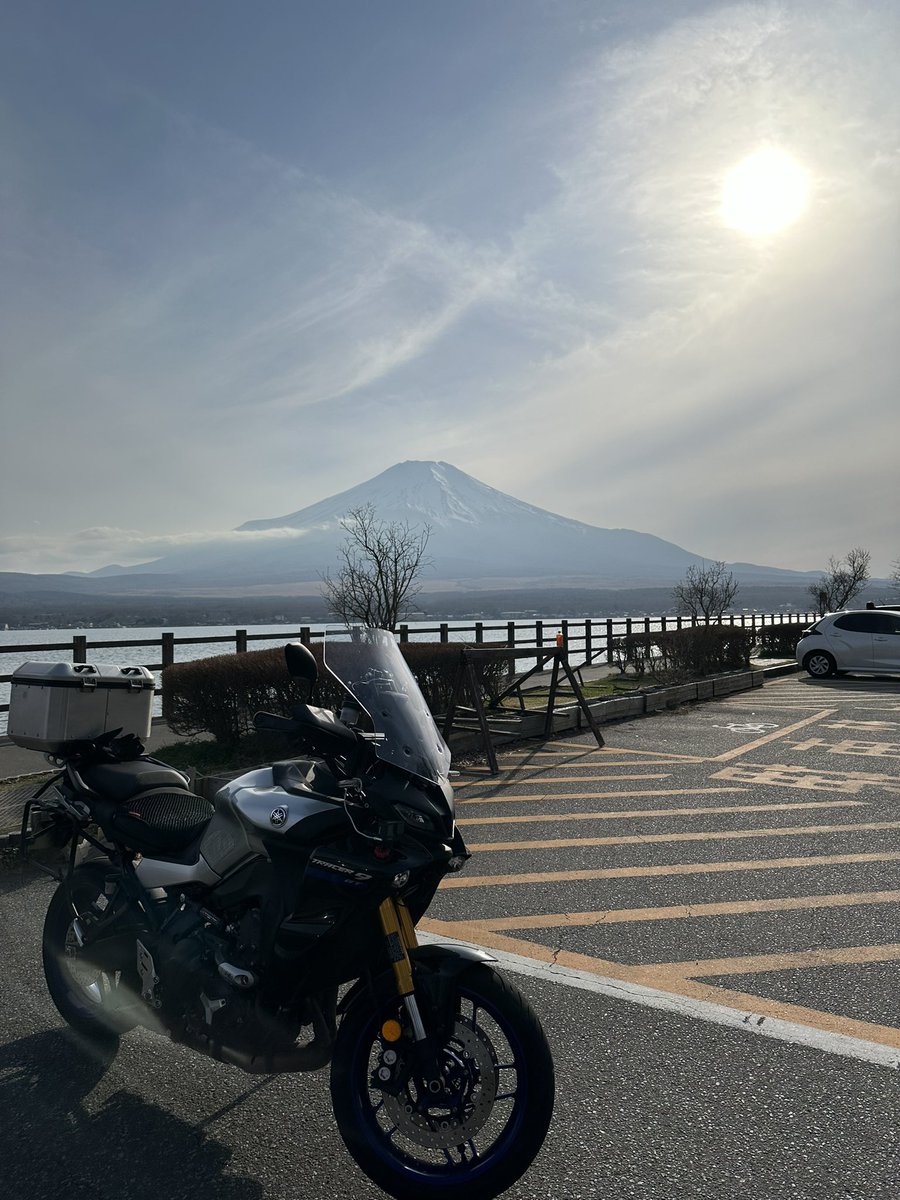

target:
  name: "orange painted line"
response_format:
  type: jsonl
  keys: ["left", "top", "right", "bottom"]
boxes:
{"left": 598, "top": 745, "right": 707, "bottom": 761}
{"left": 712, "top": 709, "right": 836, "bottom": 761}
{"left": 647, "top": 943, "right": 900, "bottom": 980}
{"left": 440, "top": 850, "right": 900, "bottom": 889}
{"left": 457, "top": 787, "right": 747, "bottom": 806}
{"left": 465, "top": 819, "right": 900, "bottom": 853}
{"left": 454, "top": 768, "right": 687, "bottom": 788}
{"left": 457, "top": 779, "right": 671, "bottom": 803}
{"left": 457, "top": 775, "right": 672, "bottom": 796}
{"left": 446, "top": 889, "right": 900, "bottom": 932}
{"left": 416, "top": 920, "right": 900, "bottom": 1049}
{"left": 458, "top": 799, "right": 867, "bottom": 826}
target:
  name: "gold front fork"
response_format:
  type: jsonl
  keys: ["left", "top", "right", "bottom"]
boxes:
{"left": 378, "top": 897, "right": 427, "bottom": 1041}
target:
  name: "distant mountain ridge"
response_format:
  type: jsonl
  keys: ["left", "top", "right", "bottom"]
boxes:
{"left": 73, "top": 460, "right": 817, "bottom": 590}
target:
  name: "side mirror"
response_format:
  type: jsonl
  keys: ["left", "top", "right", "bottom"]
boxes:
{"left": 284, "top": 642, "right": 318, "bottom": 694}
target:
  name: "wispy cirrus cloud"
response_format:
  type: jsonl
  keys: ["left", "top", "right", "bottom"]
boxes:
{"left": 2, "top": 1, "right": 897, "bottom": 577}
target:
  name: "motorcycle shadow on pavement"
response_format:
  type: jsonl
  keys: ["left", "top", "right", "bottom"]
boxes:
{"left": 0, "top": 1028, "right": 266, "bottom": 1200}
{"left": 0, "top": 847, "right": 52, "bottom": 896}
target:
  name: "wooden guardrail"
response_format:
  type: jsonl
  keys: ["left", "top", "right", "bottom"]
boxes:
{"left": 0, "top": 612, "right": 815, "bottom": 718}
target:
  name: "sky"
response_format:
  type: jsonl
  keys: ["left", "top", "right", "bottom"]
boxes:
{"left": 2, "top": 0, "right": 898, "bottom": 577}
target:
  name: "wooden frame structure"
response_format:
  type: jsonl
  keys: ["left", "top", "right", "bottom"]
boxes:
{"left": 441, "top": 647, "right": 604, "bottom": 775}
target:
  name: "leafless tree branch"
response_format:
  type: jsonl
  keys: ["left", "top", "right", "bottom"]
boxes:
{"left": 673, "top": 561, "right": 739, "bottom": 621}
{"left": 320, "top": 503, "right": 432, "bottom": 631}
{"left": 808, "top": 547, "right": 871, "bottom": 615}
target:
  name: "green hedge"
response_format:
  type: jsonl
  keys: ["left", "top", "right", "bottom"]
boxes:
{"left": 162, "top": 641, "right": 510, "bottom": 746}
{"left": 610, "top": 625, "right": 753, "bottom": 680}
{"left": 754, "top": 620, "right": 810, "bottom": 658}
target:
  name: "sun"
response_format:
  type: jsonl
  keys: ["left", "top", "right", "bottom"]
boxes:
{"left": 721, "top": 147, "right": 809, "bottom": 237}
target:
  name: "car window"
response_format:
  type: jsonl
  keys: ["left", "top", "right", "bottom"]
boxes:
{"left": 873, "top": 612, "right": 900, "bottom": 634}
{"left": 832, "top": 613, "right": 879, "bottom": 633}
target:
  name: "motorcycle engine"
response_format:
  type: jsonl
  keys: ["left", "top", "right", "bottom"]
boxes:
{"left": 138, "top": 901, "right": 299, "bottom": 1049}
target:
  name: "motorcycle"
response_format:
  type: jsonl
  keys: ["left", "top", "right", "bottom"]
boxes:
{"left": 17, "top": 627, "right": 554, "bottom": 1200}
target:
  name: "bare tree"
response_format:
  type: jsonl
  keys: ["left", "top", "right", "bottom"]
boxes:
{"left": 673, "top": 561, "right": 739, "bottom": 621}
{"left": 320, "top": 504, "right": 432, "bottom": 632}
{"left": 807, "top": 547, "right": 871, "bottom": 615}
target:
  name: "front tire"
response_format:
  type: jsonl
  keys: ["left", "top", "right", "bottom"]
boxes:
{"left": 42, "top": 864, "right": 140, "bottom": 1040}
{"left": 330, "top": 964, "right": 554, "bottom": 1200}
{"left": 804, "top": 650, "right": 837, "bottom": 678}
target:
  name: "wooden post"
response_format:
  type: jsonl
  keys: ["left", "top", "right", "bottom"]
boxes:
{"left": 536, "top": 620, "right": 543, "bottom": 649}
{"left": 300, "top": 627, "right": 311, "bottom": 645}
{"left": 236, "top": 629, "right": 248, "bottom": 654}
{"left": 440, "top": 623, "right": 449, "bottom": 644}
{"left": 507, "top": 621, "right": 515, "bottom": 645}
{"left": 545, "top": 650, "right": 562, "bottom": 737}
{"left": 466, "top": 657, "right": 498, "bottom": 774}
{"left": 560, "top": 619, "right": 569, "bottom": 652}
{"left": 585, "top": 619, "right": 592, "bottom": 663}
{"left": 399, "top": 624, "right": 409, "bottom": 643}
{"left": 73, "top": 635, "right": 87, "bottom": 664}
{"left": 605, "top": 618, "right": 613, "bottom": 663}
{"left": 161, "top": 632, "right": 175, "bottom": 669}
{"left": 475, "top": 622, "right": 483, "bottom": 645}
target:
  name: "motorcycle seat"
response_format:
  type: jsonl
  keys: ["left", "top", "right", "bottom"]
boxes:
{"left": 79, "top": 760, "right": 191, "bottom": 803}
{"left": 108, "top": 788, "right": 214, "bottom": 856}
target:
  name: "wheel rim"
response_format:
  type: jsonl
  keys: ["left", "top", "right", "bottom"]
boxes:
{"left": 807, "top": 653, "right": 833, "bottom": 677}
{"left": 356, "top": 989, "right": 526, "bottom": 1173}
{"left": 63, "top": 920, "right": 117, "bottom": 1007}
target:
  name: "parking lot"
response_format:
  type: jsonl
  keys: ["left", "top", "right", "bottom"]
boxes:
{"left": 2, "top": 670, "right": 899, "bottom": 1199}
{"left": 426, "top": 671, "right": 900, "bottom": 1058}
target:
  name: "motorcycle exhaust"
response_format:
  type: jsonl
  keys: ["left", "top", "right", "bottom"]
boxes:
{"left": 185, "top": 999, "right": 335, "bottom": 1074}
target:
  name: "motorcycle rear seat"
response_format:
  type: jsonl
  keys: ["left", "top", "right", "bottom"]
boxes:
{"left": 79, "top": 760, "right": 191, "bottom": 803}
{"left": 108, "top": 788, "right": 214, "bottom": 856}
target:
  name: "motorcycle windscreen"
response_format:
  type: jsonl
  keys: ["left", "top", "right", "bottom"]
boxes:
{"left": 322, "top": 627, "right": 452, "bottom": 785}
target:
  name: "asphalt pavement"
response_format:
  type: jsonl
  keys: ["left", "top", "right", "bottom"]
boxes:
{"left": 2, "top": 672, "right": 900, "bottom": 1198}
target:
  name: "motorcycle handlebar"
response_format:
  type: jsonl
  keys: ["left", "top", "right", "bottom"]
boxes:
{"left": 253, "top": 711, "right": 301, "bottom": 734}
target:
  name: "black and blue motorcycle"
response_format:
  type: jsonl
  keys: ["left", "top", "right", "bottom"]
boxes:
{"left": 23, "top": 628, "right": 554, "bottom": 1200}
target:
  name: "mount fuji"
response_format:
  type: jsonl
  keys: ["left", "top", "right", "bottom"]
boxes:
{"left": 88, "top": 461, "right": 813, "bottom": 590}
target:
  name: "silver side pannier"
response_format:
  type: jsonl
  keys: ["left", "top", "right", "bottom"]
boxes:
{"left": 7, "top": 662, "right": 155, "bottom": 754}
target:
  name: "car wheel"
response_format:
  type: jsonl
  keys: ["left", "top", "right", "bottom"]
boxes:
{"left": 804, "top": 650, "right": 837, "bottom": 678}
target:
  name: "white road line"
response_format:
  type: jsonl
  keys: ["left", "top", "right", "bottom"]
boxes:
{"left": 417, "top": 932, "right": 900, "bottom": 1071}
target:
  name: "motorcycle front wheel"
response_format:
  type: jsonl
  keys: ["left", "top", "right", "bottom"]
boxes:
{"left": 330, "top": 963, "right": 554, "bottom": 1200}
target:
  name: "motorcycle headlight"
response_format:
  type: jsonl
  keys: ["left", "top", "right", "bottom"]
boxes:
{"left": 396, "top": 804, "right": 435, "bottom": 832}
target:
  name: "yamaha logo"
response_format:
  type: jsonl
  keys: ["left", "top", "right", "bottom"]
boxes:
{"left": 269, "top": 806, "right": 288, "bottom": 828}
